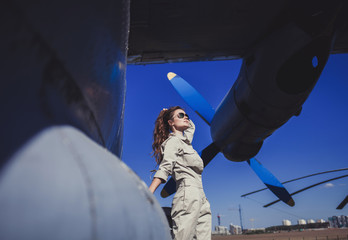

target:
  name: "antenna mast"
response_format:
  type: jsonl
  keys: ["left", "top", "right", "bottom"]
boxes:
{"left": 239, "top": 205, "right": 244, "bottom": 231}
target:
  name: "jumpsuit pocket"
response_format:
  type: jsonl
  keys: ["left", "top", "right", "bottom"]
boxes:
{"left": 171, "top": 187, "right": 187, "bottom": 218}
{"left": 182, "top": 186, "right": 201, "bottom": 215}
{"left": 183, "top": 149, "right": 204, "bottom": 173}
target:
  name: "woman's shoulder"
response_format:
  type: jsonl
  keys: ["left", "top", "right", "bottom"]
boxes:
{"left": 161, "top": 135, "right": 182, "bottom": 148}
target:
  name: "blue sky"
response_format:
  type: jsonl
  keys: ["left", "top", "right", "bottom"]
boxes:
{"left": 123, "top": 53, "right": 348, "bottom": 229}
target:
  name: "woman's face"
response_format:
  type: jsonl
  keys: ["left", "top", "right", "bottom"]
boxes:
{"left": 169, "top": 109, "right": 190, "bottom": 132}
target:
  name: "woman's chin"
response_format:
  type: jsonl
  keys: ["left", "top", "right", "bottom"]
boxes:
{"left": 183, "top": 125, "right": 190, "bottom": 130}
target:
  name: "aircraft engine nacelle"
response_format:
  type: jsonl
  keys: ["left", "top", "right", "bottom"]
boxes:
{"left": 211, "top": 4, "right": 339, "bottom": 161}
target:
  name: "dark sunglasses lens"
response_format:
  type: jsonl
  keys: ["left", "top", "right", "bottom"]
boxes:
{"left": 178, "top": 113, "right": 189, "bottom": 119}
{"left": 178, "top": 113, "right": 185, "bottom": 118}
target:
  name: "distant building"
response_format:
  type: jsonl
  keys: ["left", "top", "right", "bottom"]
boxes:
{"left": 298, "top": 219, "right": 306, "bottom": 225}
{"left": 329, "top": 216, "right": 338, "bottom": 228}
{"left": 317, "top": 219, "right": 326, "bottom": 223}
{"left": 266, "top": 221, "right": 329, "bottom": 232}
{"left": 213, "top": 226, "right": 229, "bottom": 235}
{"left": 329, "top": 215, "right": 348, "bottom": 228}
{"left": 244, "top": 228, "right": 265, "bottom": 234}
{"left": 229, "top": 224, "right": 242, "bottom": 235}
{"left": 307, "top": 219, "right": 315, "bottom": 224}
{"left": 282, "top": 220, "right": 291, "bottom": 226}
{"left": 342, "top": 216, "right": 348, "bottom": 227}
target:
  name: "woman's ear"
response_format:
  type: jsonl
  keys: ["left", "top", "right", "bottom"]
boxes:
{"left": 168, "top": 119, "right": 173, "bottom": 126}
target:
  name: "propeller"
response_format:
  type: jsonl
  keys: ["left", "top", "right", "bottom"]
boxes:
{"left": 162, "top": 72, "right": 294, "bottom": 207}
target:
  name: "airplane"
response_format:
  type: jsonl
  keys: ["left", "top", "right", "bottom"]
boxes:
{"left": 155, "top": 0, "right": 347, "bottom": 207}
{"left": 1, "top": 0, "right": 347, "bottom": 239}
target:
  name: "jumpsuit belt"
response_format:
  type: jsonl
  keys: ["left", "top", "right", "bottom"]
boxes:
{"left": 176, "top": 179, "right": 203, "bottom": 190}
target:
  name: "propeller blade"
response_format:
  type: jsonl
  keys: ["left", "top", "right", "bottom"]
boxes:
{"left": 167, "top": 72, "right": 215, "bottom": 125}
{"left": 247, "top": 158, "right": 295, "bottom": 207}
{"left": 264, "top": 174, "right": 348, "bottom": 208}
{"left": 337, "top": 195, "right": 348, "bottom": 210}
{"left": 241, "top": 167, "right": 348, "bottom": 197}
{"left": 161, "top": 143, "right": 220, "bottom": 198}
{"left": 200, "top": 142, "right": 220, "bottom": 167}
{"left": 160, "top": 177, "right": 175, "bottom": 198}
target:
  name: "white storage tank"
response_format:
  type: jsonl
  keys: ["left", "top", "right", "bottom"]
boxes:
{"left": 282, "top": 220, "right": 291, "bottom": 226}
{"left": 298, "top": 219, "right": 306, "bottom": 225}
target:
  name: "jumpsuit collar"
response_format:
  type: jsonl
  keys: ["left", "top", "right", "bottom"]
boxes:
{"left": 169, "top": 132, "right": 191, "bottom": 144}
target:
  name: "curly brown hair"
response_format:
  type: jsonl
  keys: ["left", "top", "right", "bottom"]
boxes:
{"left": 152, "top": 106, "right": 183, "bottom": 164}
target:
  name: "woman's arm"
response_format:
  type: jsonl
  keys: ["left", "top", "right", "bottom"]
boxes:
{"left": 149, "top": 177, "right": 163, "bottom": 193}
{"left": 184, "top": 119, "right": 195, "bottom": 143}
{"left": 152, "top": 137, "right": 181, "bottom": 183}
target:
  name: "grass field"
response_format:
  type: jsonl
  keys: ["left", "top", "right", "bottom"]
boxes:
{"left": 212, "top": 228, "right": 348, "bottom": 240}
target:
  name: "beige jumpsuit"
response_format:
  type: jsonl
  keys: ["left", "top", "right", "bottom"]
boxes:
{"left": 154, "top": 120, "right": 212, "bottom": 240}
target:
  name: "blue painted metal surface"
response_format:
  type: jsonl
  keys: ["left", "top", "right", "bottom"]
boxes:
{"left": 1, "top": 1, "right": 127, "bottom": 167}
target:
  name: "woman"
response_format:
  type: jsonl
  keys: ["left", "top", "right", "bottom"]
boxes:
{"left": 149, "top": 106, "right": 212, "bottom": 240}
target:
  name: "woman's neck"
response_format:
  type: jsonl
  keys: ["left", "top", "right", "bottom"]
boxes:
{"left": 172, "top": 128, "right": 184, "bottom": 136}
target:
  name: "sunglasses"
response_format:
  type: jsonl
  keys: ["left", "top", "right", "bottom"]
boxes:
{"left": 175, "top": 112, "right": 189, "bottom": 119}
